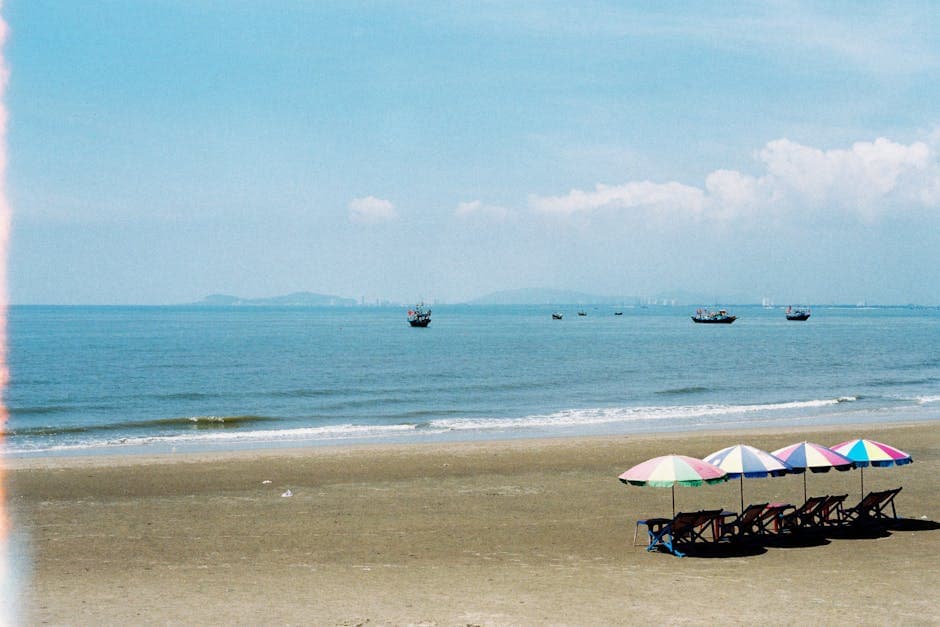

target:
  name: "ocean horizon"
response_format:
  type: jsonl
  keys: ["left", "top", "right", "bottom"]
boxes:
{"left": 5, "top": 304, "right": 939, "bottom": 457}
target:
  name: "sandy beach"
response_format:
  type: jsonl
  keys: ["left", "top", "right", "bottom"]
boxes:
{"left": 7, "top": 422, "right": 939, "bottom": 625}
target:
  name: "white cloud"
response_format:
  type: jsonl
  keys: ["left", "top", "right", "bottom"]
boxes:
{"left": 528, "top": 181, "right": 705, "bottom": 216}
{"left": 454, "top": 200, "right": 510, "bottom": 221}
{"left": 529, "top": 135, "right": 940, "bottom": 225}
{"left": 704, "top": 169, "right": 761, "bottom": 220}
{"left": 348, "top": 196, "right": 398, "bottom": 224}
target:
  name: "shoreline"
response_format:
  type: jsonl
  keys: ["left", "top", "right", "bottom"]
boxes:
{"left": 5, "top": 417, "right": 936, "bottom": 470}
{"left": 8, "top": 420, "right": 939, "bottom": 624}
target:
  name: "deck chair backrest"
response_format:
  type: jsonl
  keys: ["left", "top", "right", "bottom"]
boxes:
{"left": 757, "top": 503, "right": 786, "bottom": 525}
{"left": 692, "top": 509, "right": 725, "bottom": 532}
{"left": 670, "top": 511, "right": 704, "bottom": 534}
{"left": 778, "top": 496, "right": 829, "bottom": 530}
{"left": 817, "top": 494, "right": 847, "bottom": 522}
{"left": 695, "top": 509, "right": 725, "bottom": 525}
{"left": 739, "top": 503, "right": 769, "bottom": 524}
{"left": 723, "top": 503, "right": 770, "bottom": 537}
{"left": 854, "top": 490, "right": 885, "bottom": 511}
{"left": 848, "top": 489, "right": 891, "bottom": 513}
{"left": 786, "top": 496, "right": 829, "bottom": 518}
{"left": 798, "top": 495, "right": 828, "bottom": 514}
{"left": 872, "top": 487, "right": 902, "bottom": 516}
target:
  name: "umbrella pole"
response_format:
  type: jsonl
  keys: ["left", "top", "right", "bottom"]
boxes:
{"left": 740, "top": 476, "right": 744, "bottom": 512}
{"left": 803, "top": 472, "right": 807, "bottom": 503}
{"left": 672, "top": 485, "right": 676, "bottom": 517}
{"left": 860, "top": 467, "right": 865, "bottom": 500}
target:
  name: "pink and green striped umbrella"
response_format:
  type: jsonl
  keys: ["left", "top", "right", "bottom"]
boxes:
{"left": 830, "top": 438, "right": 912, "bottom": 498}
{"left": 771, "top": 441, "right": 855, "bottom": 502}
{"left": 619, "top": 454, "right": 728, "bottom": 516}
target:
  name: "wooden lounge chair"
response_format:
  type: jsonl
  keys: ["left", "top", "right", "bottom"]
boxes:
{"left": 720, "top": 503, "right": 769, "bottom": 540}
{"left": 777, "top": 496, "right": 828, "bottom": 532}
{"left": 673, "top": 509, "right": 725, "bottom": 545}
{"left": 640, "top": 509, "right": 724, "bottom": 557}
{"left": 755, "top": 502, "right": 793, "bottom": 534}
{"left": 841, "top": 487, "right": 903, "bottom": 524}
{"left": 813, "top": 494, "right": 848, "bottom": 526}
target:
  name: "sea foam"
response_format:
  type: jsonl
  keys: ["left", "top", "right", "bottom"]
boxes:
{"left": 5, "top": 397, "right": 860, "bottom": 455}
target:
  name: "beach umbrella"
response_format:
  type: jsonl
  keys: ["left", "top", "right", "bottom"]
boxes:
{"left": 830, "top": 438, "right": 912, "bottom": 499}
{"left": 619, "top": 454, "right": 728, "bottom": 516}
{"left": 771, "top": 441, "right": 855, "bottom": 502}
{"left": 703, "top": 444, "right": 795, "bottom": 512}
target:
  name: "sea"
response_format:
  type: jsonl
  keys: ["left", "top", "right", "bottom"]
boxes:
{"left": 4, "top": 304, "right": 939, "bottom": 457}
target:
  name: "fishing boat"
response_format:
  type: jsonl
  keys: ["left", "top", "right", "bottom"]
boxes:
{"left": 786, "top": 306, "right": 811, "bottom": 321}
{"left": 552, "top": 312, "right": 564, "bottom": 320}
{"left": 407, "top": 303, "right": 431, "bottom": 327}
{"left": 614, "top": 312, "right": 623, "bottom": 316}
{"left": 691, "top": 308, "right": 737, "bottom": 324}
{"left": 577, "top": 311, "right": 587, "bottom": 317}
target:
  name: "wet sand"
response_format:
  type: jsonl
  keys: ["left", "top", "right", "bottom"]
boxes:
{"left": 7, "top": 422, "right": 940, "bottom": 625}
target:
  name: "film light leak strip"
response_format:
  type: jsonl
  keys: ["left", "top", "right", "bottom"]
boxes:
{"left": 0, "top": 4, "right": 15, "bottom": 623}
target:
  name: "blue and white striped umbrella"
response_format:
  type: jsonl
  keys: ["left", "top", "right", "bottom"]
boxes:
{"left": 704, "top": 444, "right": 795, "bottom": 511}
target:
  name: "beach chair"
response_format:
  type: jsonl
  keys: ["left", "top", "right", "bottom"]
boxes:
{"left": 813, "top": 494, "right": 848, "bottom": 526}
{"left": 778, "top": 496, "right": 828, "bottom": 532}
{"left": 841, "top": 487, "right": 903, "bottom": 524}
{"left": 719, "top": 503, "right": 769, "bottom": 540}
{"left": 755, "top": 502, "right": 792, "bottom": 534}
{"left": 639, "top": 511, "right": 700, "bottom": 556}
{"left": 675, "top": 509, "right": 725, "bottom": 545}
{"left": 642, "top": 509, "right": 724, "bottom": 557}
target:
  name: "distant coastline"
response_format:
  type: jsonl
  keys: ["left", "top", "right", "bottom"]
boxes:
{"left": 182, "top": 288, "right": 940, "bottom": 309}
{"left": 9, "top": 288, "right": 940, "bottom": 308}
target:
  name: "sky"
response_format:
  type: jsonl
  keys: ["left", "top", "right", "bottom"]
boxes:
{"left": 5, "top": 1, "right": 940, "bottom": 305}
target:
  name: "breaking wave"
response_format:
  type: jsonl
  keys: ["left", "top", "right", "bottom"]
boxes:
{"left": 5, "top": 397, "right": 860, "bottom": 455}
{"left": 1, "top": 414, "right": 274, "bottom": 438}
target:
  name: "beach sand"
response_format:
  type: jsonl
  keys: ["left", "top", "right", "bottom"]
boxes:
{"left": 7, "top": 422, "right": 940, "bottom": 625}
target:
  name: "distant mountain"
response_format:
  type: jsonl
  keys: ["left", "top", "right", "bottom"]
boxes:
{"left": 466, "top": 288, "right": 626, "bottom": 305}
{"left": 192, "top": 291, "right": 358, "bottom": 307}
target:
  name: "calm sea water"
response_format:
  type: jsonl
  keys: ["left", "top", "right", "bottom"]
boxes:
{"left": 5, "top": 304, "right": 940, "bottom": 456}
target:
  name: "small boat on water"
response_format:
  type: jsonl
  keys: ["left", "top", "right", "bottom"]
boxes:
{"left": 577, "top": 311, "right": 587, "bottom": 317}
{"left": 407, "top": 303, "right": 431, "bottom": 327}
{"left": 614, "top": 311, "right": 623, "bottom": 316}
{"left": 786, "top": 306, "right": 811, "bottom": 321}
{"left": 691, "top": 308, "right": 737, "bottom": 324}
{"left": 552, "top": 312, "right": 564, "bottom": 320}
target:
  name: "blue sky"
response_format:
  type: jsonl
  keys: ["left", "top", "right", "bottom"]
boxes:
{"left": 6, "top": 1, "right": 940, "bottom": 304}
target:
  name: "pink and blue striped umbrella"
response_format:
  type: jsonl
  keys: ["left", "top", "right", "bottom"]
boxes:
{"left": 771, "top": 441, "right": 855, "bottom": 501}
{"left": 619, "top": 454, "right": 728, "bottom": 516}
{"left": 704, "top": 444, "right": 795, "bottom": 511}
{"left": 830, "top": 439, "right": 912, "bottom": 498}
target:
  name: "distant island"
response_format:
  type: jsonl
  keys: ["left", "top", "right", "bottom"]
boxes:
{"left": 191, "top": 292, "right": 358, "bottom": 307}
